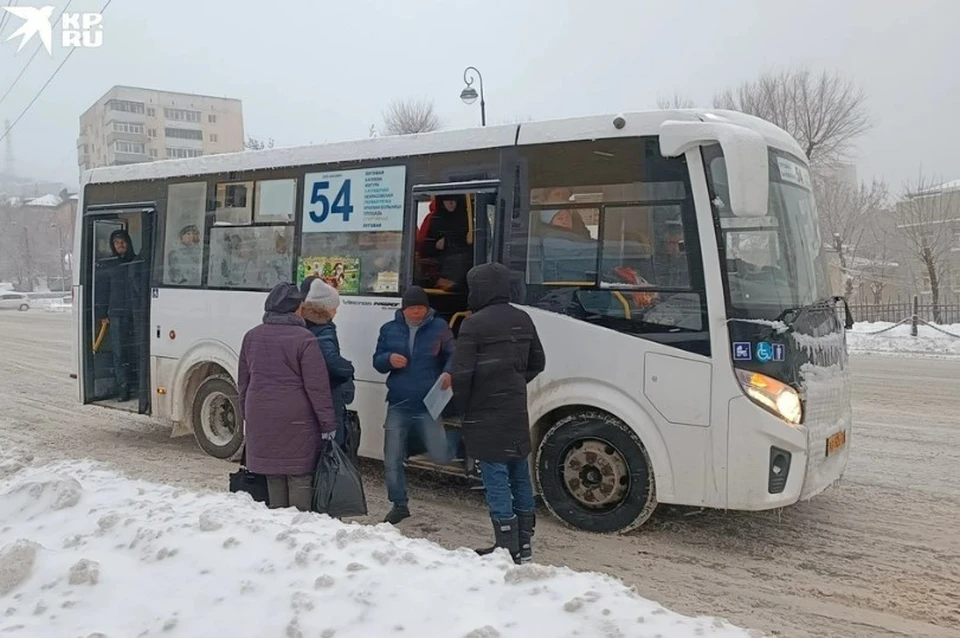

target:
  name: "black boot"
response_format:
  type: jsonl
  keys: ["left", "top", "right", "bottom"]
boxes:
{"left": 476, "top": 516, "right": 520, "bottom": 564}
{"left": 516, "top": 510, "right": 535, "bottom": 564}
{"left": 383, "top": 504, "right": 410, "bottom": 525}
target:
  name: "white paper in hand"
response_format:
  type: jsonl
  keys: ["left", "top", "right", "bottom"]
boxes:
{"left": 423, "top": 374, "right": 453, "bottom": 421}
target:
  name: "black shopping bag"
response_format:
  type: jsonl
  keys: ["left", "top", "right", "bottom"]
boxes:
{"left": 229, "top": 446, "right": 269, "bottom": 504}
{"left": 312, "top": 442, "right": 367, "bottom": 518}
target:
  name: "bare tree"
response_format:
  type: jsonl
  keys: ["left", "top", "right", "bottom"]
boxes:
{"left": 382, "top": 98, "right": 442, "bottom": 136}
{"left": 244, "top": 136, "right": 275, "bottom": 151}
{"left": 892, "top": 174, "right": 960, "bottom": 322}
{"left": 814, "top": 173, "right": 888, "bottom": 297}
{"left": 713, "top": 68, "right": 871, "bottom": 168}
{"left": 656, "top": 93, "right": 696, "bottom": 110}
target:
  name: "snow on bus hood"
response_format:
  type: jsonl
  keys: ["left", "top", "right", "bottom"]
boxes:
{"left": 0, "top": 451, "right": 756, "bottom": 638}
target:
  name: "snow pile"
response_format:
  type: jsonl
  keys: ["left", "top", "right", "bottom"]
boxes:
{"left": 0, "top": 452, "right": 756, "bottom": 638}
{"left": 848, "top": 321, "right": 960, "bottom": 357}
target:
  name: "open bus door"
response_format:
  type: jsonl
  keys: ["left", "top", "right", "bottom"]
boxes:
{"left": 407, "top": 179, "right": 501, "bottom": 479}
{"left": 412, "top": 180, "right": 499, "bottom": 334}
{"left": 81, "top": 205, "right": 155, "bottom": 415}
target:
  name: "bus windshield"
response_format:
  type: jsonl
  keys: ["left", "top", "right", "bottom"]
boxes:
{"left": 704, "top": 145, "right": 829, "bottom": 321}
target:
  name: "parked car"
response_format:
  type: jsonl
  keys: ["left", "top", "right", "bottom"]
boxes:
{"left": 0, "top": 292, "right": 30, "bottom": 311}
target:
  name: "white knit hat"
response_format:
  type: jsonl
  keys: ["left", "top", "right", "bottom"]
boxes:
{"left": 305, "top": 278, "right": 340, "bottom": 313}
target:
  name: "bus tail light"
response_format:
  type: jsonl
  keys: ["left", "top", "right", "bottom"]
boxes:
{"left": 735, "top": 368, "right": 803, "bottom": 426}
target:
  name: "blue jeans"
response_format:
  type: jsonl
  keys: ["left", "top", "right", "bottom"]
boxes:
{"left": 478, "top": 458, "right": 536, "bottom": 521}
{"left": 383, "top": 403, "right": 453, "bottom": 507}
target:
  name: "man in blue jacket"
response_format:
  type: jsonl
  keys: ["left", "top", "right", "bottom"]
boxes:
{"left": 373, "top": 286, "right": 455, "bottom": 524}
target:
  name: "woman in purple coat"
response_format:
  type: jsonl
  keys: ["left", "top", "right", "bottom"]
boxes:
{"left": 238, "top": 282, "right": 337, "bottom": 511}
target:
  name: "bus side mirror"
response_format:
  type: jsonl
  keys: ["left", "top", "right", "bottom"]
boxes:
{"left": 659, "top": 119, "right": 769, "bottom": 218}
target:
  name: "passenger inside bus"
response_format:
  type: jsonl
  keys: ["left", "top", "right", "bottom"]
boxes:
{"left": 166, "top": 224, "right": 202, "bottom": 285}
{"left": 416, "top": 194, "right": 472, "bottom": 292}
{"left": 95, "top": 228, "right": 148, "bottom": 403}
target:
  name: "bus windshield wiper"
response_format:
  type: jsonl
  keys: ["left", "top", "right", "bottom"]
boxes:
{"left": 776, "top": 296, "right": 853, "bottom": 330}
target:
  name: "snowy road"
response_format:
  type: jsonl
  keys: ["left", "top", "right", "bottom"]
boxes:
{"left": 1, "top": 312, "right": 958, "bottom": 638}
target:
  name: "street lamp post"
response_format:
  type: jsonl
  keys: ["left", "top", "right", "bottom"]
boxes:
{"left": 460, "top": 66, "right": 486, "bottom": 127}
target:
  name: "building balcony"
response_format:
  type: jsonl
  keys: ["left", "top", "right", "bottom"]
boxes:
{"left": 105, "top": 129, "right": 149, "bottom": 145}
{"left": 110, "top": 152, "right": 151, "bottom": 165}
{"left": 103, "top": 108, "right": 146, "bottom": 125}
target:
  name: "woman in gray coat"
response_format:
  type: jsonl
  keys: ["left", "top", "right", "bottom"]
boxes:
{"left": 238, "top": 282, "right": 337, "bottom": 511}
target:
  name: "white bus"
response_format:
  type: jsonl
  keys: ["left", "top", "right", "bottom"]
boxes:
{"left": 72, "top": 109, "right": 852, "bottom": 533}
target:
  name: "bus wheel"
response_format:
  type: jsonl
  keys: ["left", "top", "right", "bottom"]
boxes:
{"left": 536, "top": 411, "right": 657, "bottom": 534}
{"left": 192, "top": 376, "right": 243, "bottom": 460}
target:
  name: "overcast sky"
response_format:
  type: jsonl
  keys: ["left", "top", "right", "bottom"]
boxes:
{"left": 1, "top": 0, "right": 957, "bottom": 191}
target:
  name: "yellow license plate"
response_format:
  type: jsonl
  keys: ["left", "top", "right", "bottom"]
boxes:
{"left": 826, "top": 430, "right": 847, "bottom": 457}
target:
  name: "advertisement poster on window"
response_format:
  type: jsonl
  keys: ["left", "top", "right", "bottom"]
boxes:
{"left": 301, "top": 165, "right": 406, "bottom": 234}
{"left": 298, "top": 256, "right": 361, "bottom": 295}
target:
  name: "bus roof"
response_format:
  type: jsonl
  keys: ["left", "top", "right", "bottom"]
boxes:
{"left": 82, "top": 109, "right": 807, "bottom": 186}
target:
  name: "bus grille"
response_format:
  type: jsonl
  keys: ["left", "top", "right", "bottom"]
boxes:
{"left": 793, "top": 327, "right": 853, "bottom": 500}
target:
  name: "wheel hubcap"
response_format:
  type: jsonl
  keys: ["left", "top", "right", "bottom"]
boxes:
{"left": 200, "top": 392, "right": 236, "bottom": 446}
{"left": 561, "top": 439, "right": 629, "bottom": 509}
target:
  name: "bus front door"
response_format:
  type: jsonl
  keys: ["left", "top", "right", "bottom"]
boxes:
{"left": 408, "top": 182, "right": 500, "bottom": 479}
{"left": 83, "top": 208, "right": 154, "bottom": 415}
{"left": 412, "top": 185, "right": 498, "bottom": 333}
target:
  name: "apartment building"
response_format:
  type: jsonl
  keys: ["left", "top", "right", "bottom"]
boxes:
{"left": 77, "top": 86, "right": 244, "bottom": 177}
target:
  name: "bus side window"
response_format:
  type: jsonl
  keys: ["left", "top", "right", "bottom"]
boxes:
{"left": 160, "top": 182, "right": 207, "bottom": 287}
{"left": 203, "top": 178, "right": 297, "bottom": 291}
{"left": 509, "top": 138, "right": 709, "bottom": 356}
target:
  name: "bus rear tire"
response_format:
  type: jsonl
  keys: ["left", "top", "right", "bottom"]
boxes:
{"left": 536, "top": 410, "right": 657, "bottom": 534}
{"left": 192, "top": 376, "right": 243, "bottom": 460}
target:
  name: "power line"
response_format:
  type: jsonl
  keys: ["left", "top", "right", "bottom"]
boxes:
{"left": 0, "top": 1, "right": 20, "bottom": 38}
{"left": 0, "top": 0, "right": 112, "bottom": 145}
{"left": 0, "top": 0, "right": 75, "bottom": 109}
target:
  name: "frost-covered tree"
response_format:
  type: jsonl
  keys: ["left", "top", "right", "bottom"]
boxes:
{"left": 244, "top": 136, "right": 274, "bottom": 151}
{"left": 814, "top": 173, "right": 888, "bottom": 297}
{"left": 656, "top": 93, "right": 696, "bottom": 110}
{"left": 893, "top": 174, "right": 960, "bottom": 323}
{"left": 713, "top": 68, "right": 871, "bottom": 169}
{"left": 382, "top": 98, "right": 442, "bottom": 136}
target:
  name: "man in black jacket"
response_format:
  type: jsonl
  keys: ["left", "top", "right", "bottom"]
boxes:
{"left": 96, "top": 229, "right": 146, "bottom": 402}
{"left": 450, "top": 262, "right": 546, "bottom": 564}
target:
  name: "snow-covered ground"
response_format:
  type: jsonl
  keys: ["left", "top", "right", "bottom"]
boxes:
{"left": 0, "top": 451, "right": 754, "bottom": 638}
{"left": 847, "top": 321, "right": 960, "bottom": 357}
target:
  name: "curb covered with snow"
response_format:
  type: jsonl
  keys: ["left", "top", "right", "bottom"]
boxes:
{"left": 848, "top": 322, "right": 960, "bottom": 357}
{"left": 0, "top": 452, "right": 756, "bottom": 638}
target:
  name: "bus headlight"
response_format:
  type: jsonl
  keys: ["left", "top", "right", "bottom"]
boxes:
{"left": 735, "top": 368, "right": 803, "bottom": 426}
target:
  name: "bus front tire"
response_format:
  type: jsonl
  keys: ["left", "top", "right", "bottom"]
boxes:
{"left": 191, "top": 376, "right": 243, "bottom": 460}
{"left": 536, "top": 411, "right": 657, "bottom": 534}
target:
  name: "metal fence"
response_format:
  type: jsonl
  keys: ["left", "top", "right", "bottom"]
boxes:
{"left": 849, "top": 299, "right": 960, "bottom": 325}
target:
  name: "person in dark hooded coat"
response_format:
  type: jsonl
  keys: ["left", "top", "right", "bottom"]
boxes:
{"left": 95, "top": 228, "right": 147, "bottom": 403}
{"left": 238, "top": 282, "right": 337, "bottom": 511}
{"left": 450, "top": 263, "right": 546, "bottom": 564}
{"left": 417, "top": 194, "right": 472, "bottom": 290}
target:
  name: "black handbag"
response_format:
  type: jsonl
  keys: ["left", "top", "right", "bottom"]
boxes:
{"left": 343, "top": 410, "right": 361, "bottom": 464}
{"left": 229, "top": 445, "right": 269, "bottom": 504}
